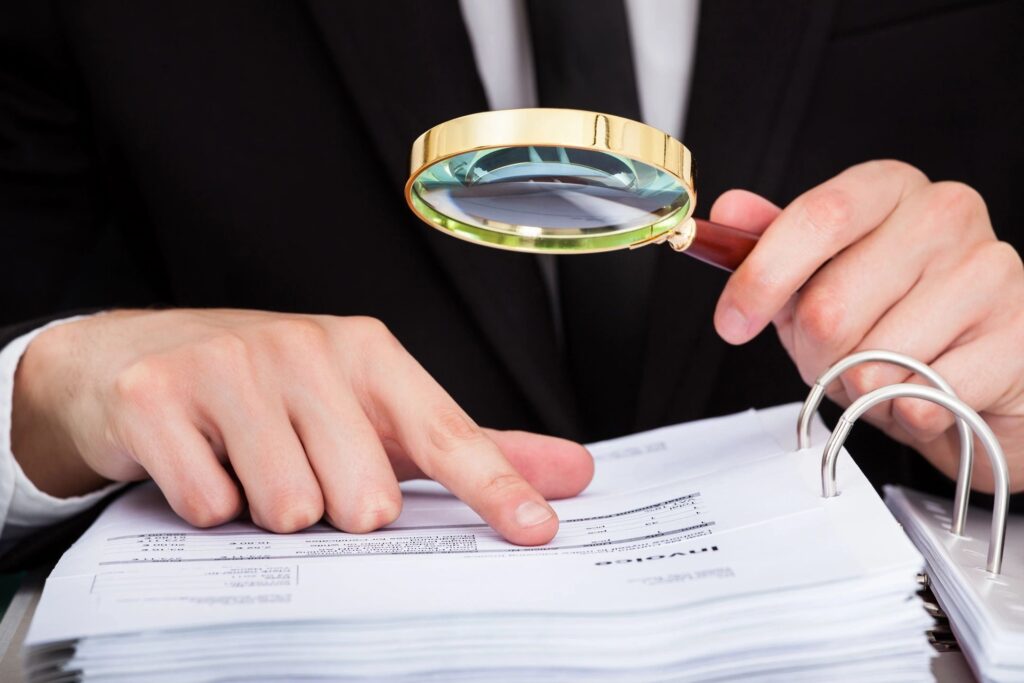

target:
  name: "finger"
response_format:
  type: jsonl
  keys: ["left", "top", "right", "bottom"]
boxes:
{"left": 709, "top": 189, "right": 782, "bottom": 233}
{"left": 398, "top": 404, "right": 558, "bottom": 546}
{"left": 890, "top": 319, "right": 1024, "bottom": 491}
{"left": 841, "top": 240, "right": 1015, "bottom": 404}
{"left": 370, "top": 429, "right": 594, "bottom": 500}
{"left": 207, "top": 386, "right": 324, "bottom": 534}
{"left": 290, "top": 391, "right": 403, "bottom": 533}
{"left": 778, "top": 184, "right": 946, "bottom": 385}
{"left": 715, "top": 160, "right": 929, "bottom": 344}
{"left": 482, "top": 429, "right": 594, "bottom": 500}
{"left": 358, "top": 333, "right": 558, "bottom": 546}
{"left": 126, "top": 412, "right": 244, "bottom": 528}
{"left": 786, "top": 181, "right": 995, "bottom": 385}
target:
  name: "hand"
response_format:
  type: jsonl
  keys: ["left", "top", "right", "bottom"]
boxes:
{"left": 710, "top": 160, "right": 1024, "bottom": 492}
{"left": 11, "top": 310, "right": 593, "bottom": 543}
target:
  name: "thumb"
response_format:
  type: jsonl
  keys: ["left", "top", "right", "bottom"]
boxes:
{"left": 709, "top": 190, "right": 784, "bottom": 345}
{"left": 709, "top": 189, "right": 782, "bottom": 235}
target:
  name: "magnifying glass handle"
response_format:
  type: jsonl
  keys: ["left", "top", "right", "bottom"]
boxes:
{"left": 684, "top": 219, "right": 760, "bottom": 272}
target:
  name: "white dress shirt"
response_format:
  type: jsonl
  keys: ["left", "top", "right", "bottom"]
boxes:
{"left": 0, "top": 1, "right": 700, "bottom": 546}
{"left": 0, "top": 319, "right": 124, "bottom": 552}
{"left": 460, "top": 0, "right": 699, "bottom": 138}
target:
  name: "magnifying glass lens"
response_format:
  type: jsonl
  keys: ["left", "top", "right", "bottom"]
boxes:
{"left": 410, "top": 145, "right": 690, "bottom": 244}
{"left": 408, "top": 110, "right": 759, "bottom": 268}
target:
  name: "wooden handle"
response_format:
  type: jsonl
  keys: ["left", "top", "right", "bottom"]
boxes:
{"left": 684, "top": 219, "right": 760, "bottom": 272}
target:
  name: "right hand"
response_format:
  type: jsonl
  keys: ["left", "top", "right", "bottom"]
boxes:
{"left": 11, "top": 309, "right": 594, "bottom": 545}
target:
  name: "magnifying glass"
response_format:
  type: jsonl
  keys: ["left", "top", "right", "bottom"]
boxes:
{"left": 405, "top": 108, "right": 758, "bottom": 271}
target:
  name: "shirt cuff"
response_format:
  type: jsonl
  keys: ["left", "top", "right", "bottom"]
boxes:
{"left": 0, "top": 316, "right": 124, "bottom": 545}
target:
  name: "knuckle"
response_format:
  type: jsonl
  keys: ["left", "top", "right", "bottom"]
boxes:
{"left": 979, "top": 241, "right": 1024, "bottom": 281}
{"left": 865, "top": 159, "right": 929, "bottom": 185}
{"left": 344, "top": 317, "right": 401, "bottom": 358}
{"left": 177, "top": 489, "right": 240, "bottom": 528}
{"left": 793, "top": 288, "right": 847, "bottom": 348}
{"left": 259, "top": 490, "right": 324, "bottom": 534}
{"left": 427, "top": 407, "right": 483, "bottom": 454}
{"left": 331, "top": 493, "right": 403, "bottom": 534}
{"left": 734, "top": 259, "right": 785, "bottom": 303}
{"left": 928, "top": 181, "right": 986, "bottom": 223}
{"left": 260, "top": 319, "right": 334, "bottom": 377}
{"left": 195, "top": 333, "right": 251, "bottom": 375}
{"left": 348, "top": 316, "right": 392, "bottom": 342}
{"left": 113, "top": 358, "right": 176, "bottom": 411}
{"left": 265, "top": 317, "right": 330, "bottom": 353}
{"left": 841, "top": 364, "right": 887, "bottom": 400}
{"left": 480, "top": 473, "right": 528, "bottom": 500}
{"left": 800, "top": 186, "right": 856, "bottom": 237}
{"left": 892, "top": 396, "right": 951, "bottom": 437}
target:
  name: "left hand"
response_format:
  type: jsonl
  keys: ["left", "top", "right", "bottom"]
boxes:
{"left": 710, "top": 160, "right": 1024, "bottom": 492}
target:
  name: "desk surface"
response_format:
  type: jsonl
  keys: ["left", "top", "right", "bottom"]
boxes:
{"left": 0, "top": 572, "right": 42, "bottom": 683}
{"left": 0, "top": 573, "right": 979, "bottom": 683}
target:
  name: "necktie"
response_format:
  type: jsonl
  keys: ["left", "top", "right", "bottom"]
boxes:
{"left": 528, "top": 0, "right": 659, "bottom": 440}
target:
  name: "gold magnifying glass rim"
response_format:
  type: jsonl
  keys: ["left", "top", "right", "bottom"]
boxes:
{"left": 404, "top": 108, "right": 698, "bottom": 254}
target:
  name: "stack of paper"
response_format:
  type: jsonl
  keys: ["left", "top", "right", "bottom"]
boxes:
{"left": 887, "top": 486, "right": 1024, "bottom": 682}
{"left": 25, "top": 404, "right": 932, "bottom": 682}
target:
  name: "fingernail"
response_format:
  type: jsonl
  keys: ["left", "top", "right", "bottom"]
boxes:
{"left": 718, "top": 305, "right": 749, "bottom": 343}
{"left": 514, "top": 501, "right": 554, "bottom": 528}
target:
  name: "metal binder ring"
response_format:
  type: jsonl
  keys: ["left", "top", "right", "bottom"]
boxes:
{"left": 820, "top": 384, "right": 1009, "bottom": 575}
{"left": 797, "top": 350, "right": 974, "bottom": 536}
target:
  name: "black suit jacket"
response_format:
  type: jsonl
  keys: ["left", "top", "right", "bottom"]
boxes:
{"left": 1, "top": 0, "right": 1022, "bottom": 567}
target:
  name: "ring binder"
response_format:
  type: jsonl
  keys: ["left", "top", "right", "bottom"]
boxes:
{"left": 886, "top": 480, "right": 1024, "bottom": 680}
{"left": 796, "top": 349, "right": 974, "bottom": 535}
{"left": 799, "top": 350, "right": 1021, "bottom": 676}
{"left": 818, "top": 383, "right": 1009, "bottom": 574}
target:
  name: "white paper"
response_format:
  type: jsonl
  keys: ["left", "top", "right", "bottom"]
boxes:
{"left": 25, "top": 404, "right": 933, "bottom": 682}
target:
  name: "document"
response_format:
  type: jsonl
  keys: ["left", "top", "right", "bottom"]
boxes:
{"left": 25, "top": 404, "right": 934, "bottom": 682}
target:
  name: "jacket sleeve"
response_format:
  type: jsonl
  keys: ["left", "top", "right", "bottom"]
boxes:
{"left": 0, "top": 3, "right": 126, "bottom": 569}
{"left": 0, "top": 2, "right": 111, "bottom": 328}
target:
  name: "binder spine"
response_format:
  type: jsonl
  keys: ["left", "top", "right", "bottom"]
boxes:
{"left": 800, "top": 351, "right": 1010, "bottom": 575}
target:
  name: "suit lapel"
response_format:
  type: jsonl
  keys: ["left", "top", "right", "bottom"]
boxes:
{"left": 302, "top": 0, "right": 581, "bottom": 437}
{"left": 635, "top": 0, "right": 839, "bottom": 429}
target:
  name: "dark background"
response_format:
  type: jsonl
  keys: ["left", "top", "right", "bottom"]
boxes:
{"left": 0, "top": 0, "right": 1021, "bottom": 568}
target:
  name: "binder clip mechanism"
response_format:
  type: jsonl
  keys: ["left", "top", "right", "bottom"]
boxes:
{"left": 798, "top": 350, "right": 1010, "bottom": 575}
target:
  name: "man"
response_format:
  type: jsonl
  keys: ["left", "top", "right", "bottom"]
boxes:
{"left": 1, "top": 0, "right": 1022, "bottom": 563}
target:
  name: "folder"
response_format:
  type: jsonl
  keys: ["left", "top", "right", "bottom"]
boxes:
{"left": 886, "top": 488, "right": 1024, "bottom": 681}
{"left": 795, "top": 349, "right": 1020, "bottom": 683}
